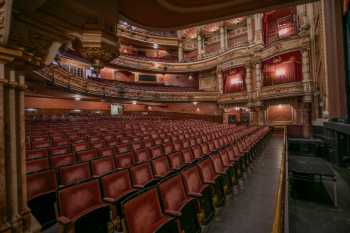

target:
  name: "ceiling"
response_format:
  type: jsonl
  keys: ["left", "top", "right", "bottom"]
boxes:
{"left": 118, "top": 0, "right": 317, "bottom": 30}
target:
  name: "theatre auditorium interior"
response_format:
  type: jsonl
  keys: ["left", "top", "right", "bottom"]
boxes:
{"left": 3, "top": 0, "right": 350, "bottom": 233}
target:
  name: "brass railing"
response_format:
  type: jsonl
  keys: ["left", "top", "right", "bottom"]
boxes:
{"left": 272, "top": 126, "right": 289, "bottom": 233}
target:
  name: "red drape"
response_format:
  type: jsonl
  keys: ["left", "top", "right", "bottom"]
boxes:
{"left": 262, "top": 51, "right": 302, "bottom": 86}
{"left": 223, "top": 67, "right": 246, "bottom": 93}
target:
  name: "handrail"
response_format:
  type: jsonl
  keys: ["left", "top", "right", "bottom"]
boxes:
{"left": 272, "top": 126, "right": 288, "bottom": 233}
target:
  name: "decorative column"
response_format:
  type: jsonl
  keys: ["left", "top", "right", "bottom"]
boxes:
{"left": 254, "top": 13, "right": 264, "bottom": 47}
{"left": 178, "top": 40, "right": 184, "bottom": 62}
{"left": 302, "top": 49, "right": 312, "bottom": 138}
{"left": 256, "top": 106, "right": 265, "bottom": 126}
{"left": 0, "top": 64, "right": 9, "bottom": 233}
{"left": 197, "top": 33, "right": 202, "bottom": 59}
{"left": 217, "top": 66, "right": 224, "bottom": 94}
{"left": 302, "top": 49, "right": 313, "bottom": 103}
{"left": 220, "top": 24, "right": 226, "bottom": 51}
{"left": 245, "top": 64, "right": 253, "bottom": 104}
{"left": 297, "top": 4, "right": 310, "bottom": 33}
{"left": 247, "top": 16, "right": 254, "bottom": 45}
{"left": 255, "top": 61, "right": 263, "bottom": 103}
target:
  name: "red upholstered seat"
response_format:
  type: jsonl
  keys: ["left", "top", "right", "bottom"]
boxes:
{"left": 101, "top": 169, "right": 136, "bottom": 203}
{"left": 132, "top": 143, "right": 144, "bottom": 151}
{"left": 220, "top": 150, "right": 233, "bottom": 167}
{"left": 182, "top": 149, "right": 194, "bottom": 164}
{"left": 200, "top": 143, "right": 209, "bottom": 155}
{"left": 181, "top": 166, "right": 208, "bottom": 197}
{"left": 159, "top": 175, "right": 193, "bottom": 216}
{"left": 168, "top": 152, "right": 185, "bottom": 170}
{"left": 134, "top": 148, "right": 151, "bottom": 164}
{"left": 91, "top": 141, "right": 104, "bottom": 149}
{"left": 210, "top": 154, "right": 227, "bottom": 175}
{"left": 123, "top": 188, "right": 172, "bottom": 233}
{"left": 50, "top": 153, "right": 75, "bottom": 169}
{"left": 77, "top": 149, "right": 98, "bottom": 162}
{"left": 49, "top": 146, "right": 70, "bottom": 156}
{"left": 115, "top": 152, "right": 134, "bottom": 169}
{"left": 173, "top": 140, "right": 183, "bottom": 152}
{"left": 72, "top": 142, "right": 89, "bottom": 152}
{"left": 191, "top": 145, "right": 203, "bottom": 159}
{"left": 143, "top": 139, "right": 154, "bottom": 148}
{"left": 189, "top": 138, "right": 196, "bottom": 146}
{"left": 27, "top": 169, "right": 57, "bottom": 201}
{"left": 208, "top": 141, "right": 215, "bottom": 152}
{"left": 154, "top": 138, "right": 162, "bottom": 145}
{"left": 227, "top": 147, "right": 239, "bottom": 162}
{"left": 91, "top": 157, "right": 115, "bottom": 177}
{"left": 151, "top": 156, "right": 172, "bottom": 178}
{"left": 197, "top": 159, "right": 219, "bottom": 185}
{"left": 116, "top": 144, "right": 130, "bottom": 154}
{"left": 214, "top": 139, "right": 220, "bottom": 150}
{"left": 26, "top": 158, "right": 50, "bottom": 174}
{"left": 58, "top": 179, "right": 107, "bottom": 224}
{"left": 163, "top": 142, "right": 174, "bottom": 155}
{"left": 99, "top": 148, "right": 114, "bottom": 157}
{"left": 32, "top": 141, "right": 50, "bottom": 149}
{"left": 130, "top": 162, "right": 155, "bottom": 189}
{"left": 27, "top": 149, "right": 48, "bottom": 160}
{"left": 181, "top": 140, "right": 190, "bottom": 149}
{"left": 59, "top": 162, "right": 91, "bottom": 186}
{"left": 150, "top": 145, "right": 164, "bottom": 159}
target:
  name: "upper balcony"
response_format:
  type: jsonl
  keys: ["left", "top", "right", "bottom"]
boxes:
{"left": 33, "top": 65, "right": 219, "bottom": 102}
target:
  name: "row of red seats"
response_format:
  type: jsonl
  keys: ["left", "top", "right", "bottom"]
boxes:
{"left": 26, "top": 125, "right": 270, "bottom": 232}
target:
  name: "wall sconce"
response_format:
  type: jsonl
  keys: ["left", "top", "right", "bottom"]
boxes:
{"left": 275, "top": 68, "right": 286, "bottom": 77}
{"left": 132, "top": 100, "right": 137, "bottom": 105}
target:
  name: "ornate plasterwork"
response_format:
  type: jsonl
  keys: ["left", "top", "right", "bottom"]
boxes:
{"left": 0, "top": 0, "right": 13, "bottom": 45}
{"left": 112, "top": 35, "right": 310, "bottom": 73}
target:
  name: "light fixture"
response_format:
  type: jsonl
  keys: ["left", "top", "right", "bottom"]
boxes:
{"left": 275, "top": 68, "right": 286, "bottom": 77}
{"left": 193, "top": 101, "right": 198, "bottom": 106}
{"left": 148, "top": 106, "right": 152, "bottom": 110}
{"left": 74, "top": 95, "right": 81, "bottom": 101}
{"left": 72, "top": 109, "right": 81, "bottom": 112}
{"left": 196, "top": 107, "right": 200, "bottom": 112}
{"left": 188, "top": 75, "right": 193, "bottom": 80}
{"left": 230, "top": 77, "right": 243, "bottom": 85}
{"left": 278, "top": 104, "right": 283, "bottom": 109}
{"left": 26, "top": 108, "right": 37, "bottom": 112}
{"left": 154, "top": 62, "right": 160, "bottom": 68}
{"left": 153, "top": 43, "right": 159, "bottom": 49}
{"left": 278, "top": 28, "right": 290, "bottom": 37}
{"left": 132, "top": 100, "right": 137, "bottom": 105}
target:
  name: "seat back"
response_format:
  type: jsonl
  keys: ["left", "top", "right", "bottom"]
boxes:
{"left": 101, "top": 169, "right": 134, "bottom": 201}
{"left": 58, "top": 179, "right": 105, "bottom": 223}
{"left": 134, "top": 148, "right": 151, "bottom": 164}
{"left": 181, "top": 166, "right": 205, "bottom": 194}
{"left": 99, "top": 148, "right": 114, "bottom": 157}
{"left": 150, "top": 145, "right": 164, "bottom": 159}
{"left": 27, "top": 170, "right": 57, "bottom": 201}
{"left": 198, "top": 159, "right": 217, "bottom": 183}
{"left": 123, "top": 188, "right": 164, "bottom": 233}
{"left": 50, "top": 153, "right": 75, "bottom": 169}
{"left": 200, "top": 143, "right": 209, "bottom": 155}
{"left": 115, "top": 152, "right": 134, "bottom": 169}
{"left": 173, "top": 140, "right": 182, "bottom": 152}
{"left": 73, "top": 142, "right": 89, "bottom": 152}
{"left": 151, "top": 156, "right": 171, "bottom": 178}
{"left": 210, "top": 154, "right": 225, "bottom": 173}
{"left": 182, "top": 149, "right": 194, "bottom": 164}
{"left": 59, "top": 162, "right": 91, "bottom": 186}
{"left": 163, "top": 142, "right": 174, "bottom": 155}
{"left": 116, "top": 144, "right": 130, "bottom": 154}
{"left": 159, "top": 175, "right": 188, "bottom": 212}
{"left": 26, "top": 158, "right": 50, "bottom": 174}
{"left": 130, "top": 163, "right": 154, "bottom": 188}
{"left": 50, "top": 146, "right": 70, "bottom": 156}
{"left": 168, "top": 152, "right": 184, "bottom": 170}
{"left": 27, "top": 149, "right": 48, "bottom": 160}
{"left": 191, "top": 145, "right": 202, "bottom": 159}
{"left": 91, "top": 157, "right": 115, "bottom": 177}
{"left": 219, "top": 150, "right": 231, "bottom": 167}
{"left": 77, "top": 149, "right": 98, "bottom": 162}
